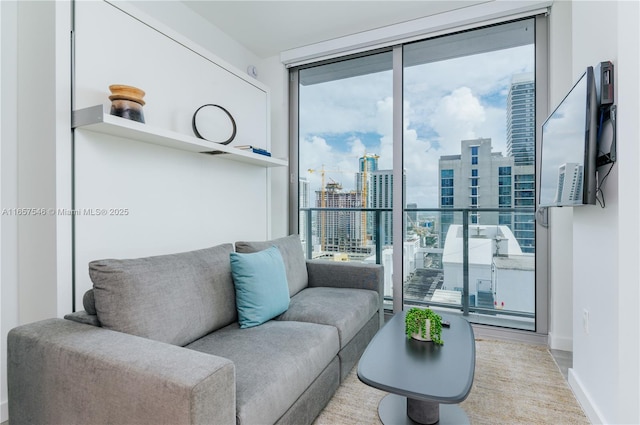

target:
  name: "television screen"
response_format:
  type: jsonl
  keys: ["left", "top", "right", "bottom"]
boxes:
{"left": 539, "top": 67, "right": 598, "bottom": 207}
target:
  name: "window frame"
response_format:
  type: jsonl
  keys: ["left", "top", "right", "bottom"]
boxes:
{"left": 289, "top": 14, "right": 549, "bottom": 343}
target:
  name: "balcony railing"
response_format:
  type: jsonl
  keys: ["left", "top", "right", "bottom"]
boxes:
{"left": 300, "top": 206, "right": 537, "bottom": 330}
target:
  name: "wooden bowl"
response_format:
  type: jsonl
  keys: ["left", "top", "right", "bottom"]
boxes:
{"left": 108, "top": 84, "right": 145, "bottom": 105}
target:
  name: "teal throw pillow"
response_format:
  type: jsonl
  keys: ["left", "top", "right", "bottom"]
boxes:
{"left": 230, "top": 246, "right": 290, "bottom": 328}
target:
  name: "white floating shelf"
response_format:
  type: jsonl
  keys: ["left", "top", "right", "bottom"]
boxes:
{"left": 72, "top": 105, "right": 288, "bottom": 168}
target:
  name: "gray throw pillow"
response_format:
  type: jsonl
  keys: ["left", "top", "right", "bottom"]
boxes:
{"left": 235, "top": 234, "right": 308, "bottom": 297}
{"left": 89, "top": 243, "right": 237, "bottom": 346}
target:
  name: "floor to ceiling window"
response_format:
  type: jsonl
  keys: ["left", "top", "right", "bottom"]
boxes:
{"left": 402, "top": 19, "right": 538, "bottom": 330}
{"left": 290, "top": 17, "right": 547, "bottom": 334}
{"left": 295, "top": 51, "right": 394, "bottom": 276}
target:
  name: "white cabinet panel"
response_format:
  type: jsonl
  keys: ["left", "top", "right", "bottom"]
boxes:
{"left": 72, "top": 1, "right": 274, "bottom": 307}
{"left": 74, "top": 1, "right": 269, "bottom": 150}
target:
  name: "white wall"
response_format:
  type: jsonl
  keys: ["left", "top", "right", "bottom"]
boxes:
{"left": 259, "top": 55, "right": 290, "bottom": 237}
{"left": 566, "top": 1, "right": 640, "bottom": 424}
{"left": 16, "top": 0, "right": 73, "bottom": 324}
{"left": 614, "top": 2, "right": 640, "bottom": 420}
{"left": 126, "top": 0, "right": 261, "bottom": 75}
{"left": 1, "top": 1, "right": 72, "bottom": 420}
{"left": 546, "top": 0, "right": 574, "bottom": 352}
{"left": 0, "top": 3, "right": 18, "bottom": 421}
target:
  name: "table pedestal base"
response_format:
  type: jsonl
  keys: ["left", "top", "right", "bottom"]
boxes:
{"left": 407, "top": 398, "right": 439, "bottom": 424}
{"left": 378, "top": 394, "right": 470, "bottom": 425}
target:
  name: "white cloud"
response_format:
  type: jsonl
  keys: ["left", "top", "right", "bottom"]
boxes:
{"left": 430, "top": 86, "right": 486, "bottom": 149}
{"left": 299, "top": 70, "right": 392, "bottom": 135}
{"left": 375, "top": 97, "right": 394, "bottom": 170}
{"left": 478, "top": 106, "right": 507, "bottom": 154}
{"left": 301, "top": 135, "right": 374, "bottom": 194}
{"left": 375, "top": 96, "right": 393, "bottom": 138}
{"left": 347, "top": 137, "right": 367, "bottom": 158}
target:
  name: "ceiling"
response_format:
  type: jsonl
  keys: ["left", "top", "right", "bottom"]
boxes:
{"left": 182, "top": 1, "right": 487, "bottom": 58}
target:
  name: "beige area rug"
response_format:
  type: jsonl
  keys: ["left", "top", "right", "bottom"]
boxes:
{"left": 314, "top": 339, "right": 589, "bottom": 425}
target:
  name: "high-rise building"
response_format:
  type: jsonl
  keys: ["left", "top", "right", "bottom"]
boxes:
{"left": 512, "top": 164, "right": 535, "bottom": 253}
{"left": 356, "top": 154, "right": 379, "bottom": 245}
{"left": 438, "top": 138, "right": 535, "bottom": 254}
{"left": 358, "top": 155, "right": 379, "bottom": 179}
{"left": 438, "top": 138, "right": 513, "bottom": 246}
{"left": 370, "top": 170, "right": 394, "bottom": 246}
{"left": 507, "top": 73, "right": 536, "bottom": 253}
{"left": 315, "top": 181, "right": 366, "bottom": 253}
{"left": 507, "top": 73, "right": 535, "bottom": 166}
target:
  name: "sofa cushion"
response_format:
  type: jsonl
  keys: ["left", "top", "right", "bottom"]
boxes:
{"left": 83, "top": 289, "right": 97, "bottom": 315}
{"left": 235, "top": 234, "right": 308, "bottom": 297}
{"left": 89, "top": 243, "right": 237, "bottom": 346}
{"left": 186, "top": 320, "right": 339, "bottom": 425}
{"left": 278, "top": 287, "right": 379, "bottom": 349}
{"left": 230, "top": 246, "right": 290, "bottom": 328}
{"left": 64, "top": 311, "right": 101, "bottom": 327}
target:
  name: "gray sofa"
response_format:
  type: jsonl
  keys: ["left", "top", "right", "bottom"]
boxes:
{"left": 7, "top": 235, "right": 384, "bottom": 425}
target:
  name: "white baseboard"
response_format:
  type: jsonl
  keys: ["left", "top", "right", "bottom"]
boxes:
{"left": 471, "top": 323, "right": 548, "bottom": 345}
{"left": 548, "top": 331, "right": 573, "bottom": 351}
{"left": 568, "top": 368, "right": 605, "bottom": 424}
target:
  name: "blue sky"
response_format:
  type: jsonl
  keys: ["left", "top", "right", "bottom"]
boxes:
{"left": 315, "top": 131, "right": 383, "bottom": 153}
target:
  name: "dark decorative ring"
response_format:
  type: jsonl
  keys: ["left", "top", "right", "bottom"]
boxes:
{"left": 192, "top": 104, "right": 237, "bottom": 145}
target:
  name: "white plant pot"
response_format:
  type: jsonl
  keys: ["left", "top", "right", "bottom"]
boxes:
{"left": 411, "top": 318, "right": 432, "bottom": 341}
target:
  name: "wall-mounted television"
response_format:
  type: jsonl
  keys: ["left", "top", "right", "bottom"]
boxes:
{"left": 538, "top": 66, "right": 599, "bottom": 207}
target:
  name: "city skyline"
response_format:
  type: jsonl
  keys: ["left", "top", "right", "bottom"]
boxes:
{"left": 299, "top": 44, "right": 534, "bottom": 207}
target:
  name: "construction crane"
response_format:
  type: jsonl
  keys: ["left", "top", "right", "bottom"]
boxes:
{"left": 406, "top": 211, "right": 428, "bottom": 237}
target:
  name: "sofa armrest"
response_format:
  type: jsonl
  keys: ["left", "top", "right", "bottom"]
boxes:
{"left": 8, "top": 318, "right": 235, "bottom": 425}
{"left": 306, "top": 260, "right": 384, "bottom": 327}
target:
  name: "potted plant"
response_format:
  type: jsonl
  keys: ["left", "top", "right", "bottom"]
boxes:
{"left": 405, "top": 307, "right": 443, "bottom": 345}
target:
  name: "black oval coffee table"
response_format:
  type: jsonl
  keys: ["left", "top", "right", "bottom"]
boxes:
{"left": 357, "top": 310, "right": 475, "bottom": 424}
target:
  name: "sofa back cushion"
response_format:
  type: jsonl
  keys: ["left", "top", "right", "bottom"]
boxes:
{"left": 89, "top": 244, "right": 236, "bottom": 346}
{"left": 235, "top": 235, "right": 308, "bottom": 297}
